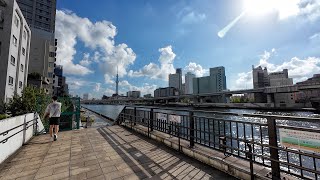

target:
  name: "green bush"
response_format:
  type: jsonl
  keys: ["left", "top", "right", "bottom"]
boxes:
{"left": 6, "top": 86, "right": 47, "bottom": 116}
{"left": 0, "top": 114, "right": 7, "bottom": 120}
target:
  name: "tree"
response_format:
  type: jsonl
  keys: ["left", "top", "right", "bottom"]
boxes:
{"left": 6, "top": 86, "right": 47, "bottom": 116}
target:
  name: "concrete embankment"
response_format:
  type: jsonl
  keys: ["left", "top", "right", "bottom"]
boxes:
{"left": 81, "top": 106, "right": 123, "bottom": 123}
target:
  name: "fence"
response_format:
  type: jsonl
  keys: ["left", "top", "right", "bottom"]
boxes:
{"left": 118, "top": 106, "right": 320, "bottom": 180}
{"left": 37, "top": 97, "right": 81, "bottom": 131}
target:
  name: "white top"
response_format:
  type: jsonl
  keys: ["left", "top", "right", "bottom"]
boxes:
{"left": 45, "top": 101, "right": 62, "bottom": 117}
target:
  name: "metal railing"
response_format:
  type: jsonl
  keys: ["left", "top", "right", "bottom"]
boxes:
{"left": 117, "top": 106, "right": 320, "bottom": 180}
{"left": 0, "top": 114, "right": 38, "bottom": 144}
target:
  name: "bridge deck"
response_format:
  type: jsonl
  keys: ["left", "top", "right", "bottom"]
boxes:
{"left": 0, "top": 126, "right": 235, "bottom": 180}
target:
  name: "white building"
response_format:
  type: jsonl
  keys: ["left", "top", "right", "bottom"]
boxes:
{"left": 185, "top": 72, "right": 195, "bottom": 94}
{"left": 127, "top": 91, "right": 141, "bottom": 98}
{"left": 83, "top": 93, "right": 89, "bottom": 100}
{"left": 0, "top": 0, "right": 31, "bottom": 103}
{"left": 169, "top": 68, "right": 182, "bottom": 91}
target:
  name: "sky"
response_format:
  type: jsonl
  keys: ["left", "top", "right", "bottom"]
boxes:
{"left": 55, "top": 0, "right": 320, "bottom": 98}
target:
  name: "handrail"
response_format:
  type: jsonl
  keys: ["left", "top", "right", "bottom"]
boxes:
{"left": 124, "top": 105, "right": 320, "bottom": 122}
{"left": 118, "top": 105, "right": 320, "bottom": 180}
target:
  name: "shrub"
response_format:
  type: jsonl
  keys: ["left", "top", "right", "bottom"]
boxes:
{"left": 0, "top": 114, "right": 7, "bottom": 120}
{"left": 6, "top": 86, "right": 47, "bottom": 116}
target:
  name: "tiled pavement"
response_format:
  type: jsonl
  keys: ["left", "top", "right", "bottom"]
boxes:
{"left": 0, "top": 126, "right": 236, "bottom": 180}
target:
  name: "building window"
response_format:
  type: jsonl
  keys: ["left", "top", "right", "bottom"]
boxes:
{"left": 21, "top": 64, "right": 24, "bottom": 72}
{"left": 8, "top": 76, "right": 14, "bottom": 86}
{"left": 22, "top": 47, "right": 26, "bottom": 55}
{"left": 23, "top": 30, "right": 26, "bottom": 39}
{"left": 48, "top": 72, "right": 53, "bottom": 78}
{"left": 19, "top": 81, "right": 23, "bottom": 88}
{"left": 12, "top": 35, "right": 17, "bottom": 46}
{"left": 10, "top": 56, "right": 15, "bottom": 65}
{"left": 14, "top": 15, "right": 19, "bottom": 27}
{"left": 48, "top": 62, "right": 54, "bottom": 67}
{"left": 49, "top": 52, "right": 55, "bottom": 57}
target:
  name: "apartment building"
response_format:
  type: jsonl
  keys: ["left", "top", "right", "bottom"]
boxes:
{"left": 0, "top": 0, "right": 31, "bottom": 103}
{"left": 17, "top": 0, "right": 57, "bottom": 94}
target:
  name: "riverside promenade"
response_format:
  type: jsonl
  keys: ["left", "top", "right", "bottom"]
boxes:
{"left": 0, "top": 126, "right": 235, "bottom": 180}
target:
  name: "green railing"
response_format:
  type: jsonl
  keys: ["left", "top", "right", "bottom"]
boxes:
{"left": 37, "top": 97, "right": 80, "bottom": 131}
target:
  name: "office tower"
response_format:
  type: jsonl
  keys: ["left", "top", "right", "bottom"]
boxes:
{"left": 0, "top": 0, "right": 31, "bottom": 103}
{"left": 53, "top": 65, "right": 69, "bottom": 96}
{"left": 16, "top": 0, "right": 57, "bottom": 94}
{"left": 252, "top": 65, "right": 270, "bottom": 89}
{"left": 185, "top": 72, "right": 195, "bottom": 94}
{"left": 16, "top": 0, "right": 56, "bottom": 33}
{"left": 83, "top": 93, "right": 89, "bottom": 100}
{"left": 193, "top": 66, "right": 227, "bottom": 94}
{"left": 127, "top": 91, "right": 141, "bottom": 98}
{"left": 169, "top": 68, "right": 182, "bottom": 91}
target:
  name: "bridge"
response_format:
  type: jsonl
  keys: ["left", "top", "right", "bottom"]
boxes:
{"left": 81, "top": 83, "right": 320, "bottom": 106}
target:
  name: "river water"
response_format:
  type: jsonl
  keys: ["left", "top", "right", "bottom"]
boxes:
{"left": 82, "top": 104, "right": 320, "bottom": 178}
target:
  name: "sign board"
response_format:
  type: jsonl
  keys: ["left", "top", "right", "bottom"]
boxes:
{"left": 279, "top": 128, "right": 320, "bottom": 153}
{"left": 157, "top": 113, "right": 167, "bottom": 121}
{"left": 169, "top": 115, "right": 181, "bottom": 123}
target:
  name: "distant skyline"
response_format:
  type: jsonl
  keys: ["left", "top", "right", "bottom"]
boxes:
{"left": 55, "top": 0, "right": 320, "bottom": 98}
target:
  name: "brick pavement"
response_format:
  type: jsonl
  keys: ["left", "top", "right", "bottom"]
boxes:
{"left": 0, "top": 126, "right": 235, "bottom": 180}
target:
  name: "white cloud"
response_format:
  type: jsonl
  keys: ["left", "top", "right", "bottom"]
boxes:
{"left": 94, "top": 83, "right": 101, "bottom": 92}
{"left": 104, "top": 88, "right": 115, "bottom": 96}
{"left": 177, "top": 7, "right": 206, "bottom": 24}
{"left": 79, "top": 53, "right": 91, "bottom": 66}
{"left": 181, "top": 11, "right": 206, "bottom": 24}
{"left": 128, "top": 45, "right": 176, "bottom": 81}
{"left": 232, "top": 49, "right": 320, "bottom": 90}
{"left": 104, "top": 74, "right": 115, "bottom": 84}
{"left": 55, "top": 10, "right": 136, "bottom": 77}
{"left": 184, "top": 62, "right": 208, "bottom": 77}
{"left": 117, "top": 80, "right": 157, "bottom": 96}
{"left": 297, "top": 0, "right": 320, "bottom": 21}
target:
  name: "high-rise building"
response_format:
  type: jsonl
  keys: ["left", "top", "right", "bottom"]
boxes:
{"left": 16, "top": 0, "right": 56, "bottom": 33}
{"left": 193, "top": 66, "right": 227, "bottom": 94}
{"left": 83, "top": 93, "right": 89, "bottom": 100}
{"left": 169, "top": 68, "right": 182, "bottom": 91}
{"left": 53, "top": 65, "right": 69, "bottom": 96}
{"left": 252, "top": 65, "right": 270, "bottom": 89}
{"left": 127, "top": 91, "right": 141, "bottom": 99}
{"left": 269, "top": 69, "right": 293, "bottom": 86}
{"left": 0, "top": 0, "right": 31, "bottom": 103}
{"left": 185, "top": 72, "right": 195, "bottom": 94}
{"left": 16, "top": 0, "right": 57, "bottom": 94}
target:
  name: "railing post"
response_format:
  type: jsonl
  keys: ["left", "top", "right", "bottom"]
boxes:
{"left": 134, "top": 107, "right": 137, "bottom": 126}
{"left": 267, "top": 117, "right": 281, "bottom": 180}
{"left": 189, "top": 111, "right": 194, "bottom": 148}
{"left": 22, "top": 115, "right": 27, "bottom": 145}
{"left": 150, "top": 108, "right": 154, "bottom": 132}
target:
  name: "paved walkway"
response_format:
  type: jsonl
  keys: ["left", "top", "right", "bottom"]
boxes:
{"left": 0, "top": 126, "right": 236, "bottom": 180}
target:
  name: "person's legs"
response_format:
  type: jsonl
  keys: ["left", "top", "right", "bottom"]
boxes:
{"left": 49, "top": 125, "right": 54, "bottom": 137}
{"left": 54, "top": 125, "right": 59, "bottom": 135}
{"left": 53, "top": 117, "right": 60, "bottom": 141}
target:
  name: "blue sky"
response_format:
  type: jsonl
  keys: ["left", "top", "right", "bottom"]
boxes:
{"left": 55, "top": 0, "right": 320, "bottom": 98}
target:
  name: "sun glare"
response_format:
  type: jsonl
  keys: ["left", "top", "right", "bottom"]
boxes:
{"left": 243, "top": 0, "right": 299, "bottom": 18}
